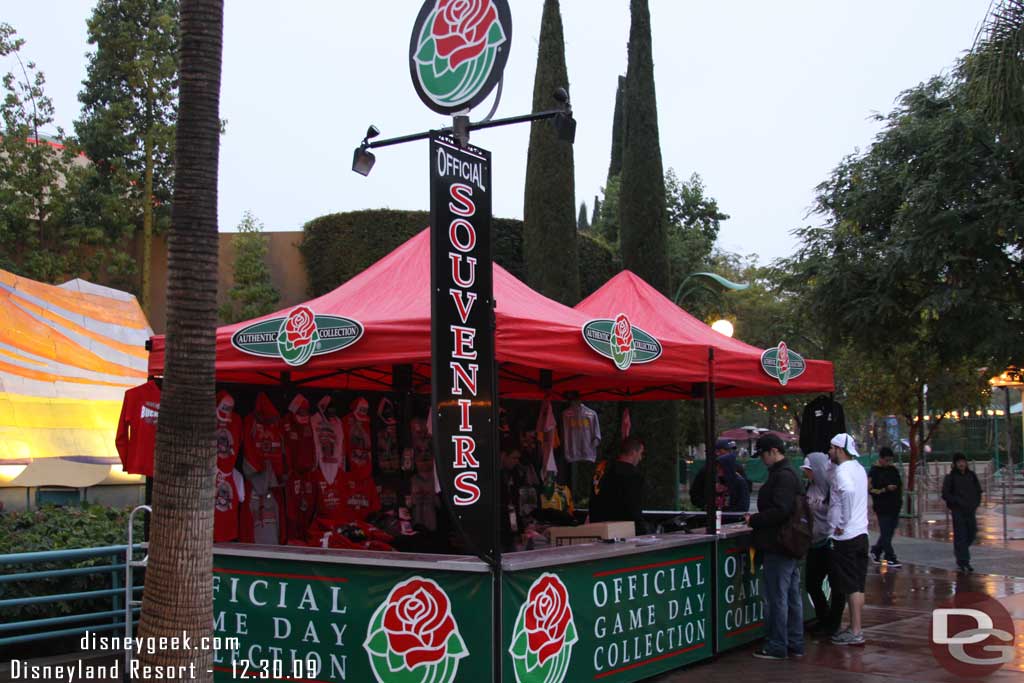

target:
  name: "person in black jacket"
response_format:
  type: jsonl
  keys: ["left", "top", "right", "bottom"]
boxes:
{"left": 868, "top": 447, "right": 902, "bottom": 566}
{"left": 941, "top": 453, "right": 983, "bottom": 572}
{"left": 745, "top": 434, "right": 803, "bottom": 660}
{"left": 590, "top": 435, "right": 648, "bottom": 533}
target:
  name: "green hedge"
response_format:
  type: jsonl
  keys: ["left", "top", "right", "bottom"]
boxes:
{"left": 0, "top": 504, "right": 144, "bottom": 654}
{"left": 300, "top": 210, "right": 527, "bottom": 296}
{"left": 578, "top": 231, "right": 621, "bottom": 299}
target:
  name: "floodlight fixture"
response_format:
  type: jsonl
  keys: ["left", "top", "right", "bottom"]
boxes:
{"left": 352, "top": 145, "right": 376, "bottom": 176}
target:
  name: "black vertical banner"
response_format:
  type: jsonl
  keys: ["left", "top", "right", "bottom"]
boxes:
{"left": 430, "top": 135, "right": 497, "bottom": 562}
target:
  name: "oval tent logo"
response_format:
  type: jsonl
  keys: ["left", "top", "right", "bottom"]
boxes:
{"left": 409, "top": 0, "right": 512, "bottom": 115}
{"left": 230, "top": 307, "right": 364, "bottom": 367}
{"left": 760, "top": 341, "right": 806, "bottom": 386}
{"left": 582, "top": 316, "right": 662, "bottom": 371}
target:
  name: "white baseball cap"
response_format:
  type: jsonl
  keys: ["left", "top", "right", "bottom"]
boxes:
{"left": 829, "top": 433, "right": 859, "bottom": 457}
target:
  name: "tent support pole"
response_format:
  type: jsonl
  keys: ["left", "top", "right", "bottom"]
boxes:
{"left": 702, "top": 349, "right": 718, "bottom": 651}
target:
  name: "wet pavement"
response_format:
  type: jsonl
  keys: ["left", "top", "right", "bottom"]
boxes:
{"left": 655, "top": 539, "right": 1024, "bottom": 682}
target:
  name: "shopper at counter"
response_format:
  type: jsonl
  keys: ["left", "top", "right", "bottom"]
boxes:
{"left": 745, "top": 433, "right": 804, "bottom": 660}
{"left": 590, "top": 435, "right": 648, "bottom": 533}
{"left": 801, "top": 452, "right": 845, "bottom": 636}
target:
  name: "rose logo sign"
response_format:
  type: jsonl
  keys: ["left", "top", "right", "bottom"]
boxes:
{"left": 279, "top": 306, "right": 319, "bottom": 366}
{"left": 760, "top": 341, "right": 806, "bottom": 386}
{"left": 230, "top": 307, "right": 363, "bottom": 367}
{"left": 509, "top": 573, "right": 577, "bottom": 683}
{"left": 364, "top": 577, "right": 469, "bottom": 683}
{"left": 611, "top": 313, "right": 635, "bottom": 371}
{"left": 582, "top": 315, "right": 662, "bottom": 371}
{"left": 409, "top": 0, "right": 512, "bottom": 114}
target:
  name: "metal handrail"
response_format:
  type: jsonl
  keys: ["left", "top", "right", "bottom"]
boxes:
{"left": 0, "top": 542, "right": 146, "bottom": 646}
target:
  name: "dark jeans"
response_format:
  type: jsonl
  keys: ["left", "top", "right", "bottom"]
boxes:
{"left": 951, "top": 509, "right": 978, "bottom": 566}
{"left": 805, "top": 544, "right": 845, "bottom": 632}
{"left": 871, "top": 512, "right": 899, "bottom": 561}
{"left": 762, "top": 551, "right": 804, "bottom": 656}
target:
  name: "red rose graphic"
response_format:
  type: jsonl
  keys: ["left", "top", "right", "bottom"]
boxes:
{"left": 284, "top": 306, "right": 316, "bottom": 349}
{"left": 432, "top": 0, "right": 499, "bottom": 70}
{"left": 613, "top": 314, "right": 633, "bottom": 354}
{"left": 382, "top": 578, "right": 457, "bottom": 669}
{"left": 524, "top": 575, "right": 572, "bottom": 666}
{"left": 777, "top": 342, "right": 790, "bottom": 376}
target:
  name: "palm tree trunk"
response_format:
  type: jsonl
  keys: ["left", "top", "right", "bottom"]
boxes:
{"left": 136, "top": 1, "right": 223, "bottom": 680}
{"left": 142, "top": 124, "right": 154, "bottom": 315}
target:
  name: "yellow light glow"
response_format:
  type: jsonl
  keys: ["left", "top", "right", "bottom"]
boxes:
{"left": 976, "top": 410, "right": 982, "bottom": 417}
{"left": 988, "top": 410, "right": 995, "bottom": 416}
{"left": 924, "top": 415, "right": 930, "bottom": 421}
{"left": 996, "top": 410, "right": 1005, "bottom": 416}
{"left": 0, "top": 464, "right": 27, "bottom": 483}
{"left": 710, "top": 319, "right": 734, "bottom": 337}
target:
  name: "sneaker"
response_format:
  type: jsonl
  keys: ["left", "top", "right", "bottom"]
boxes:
{"left": 966, "top": 564, "right": 975, "bottom": 573}
{"left": 871, "top": 553, "right": 882, "bottom": 565}
{"left": 752, "top": 648, "right": 787, "bottom": 660}
{"left": 788, "top": 650, "right": 805, "bottom": 658}
{"left": 886, "top": 559, "right": 902, "bottom": 568}
{"left": 831, "top": 630, "right": 866, "bottom": 646}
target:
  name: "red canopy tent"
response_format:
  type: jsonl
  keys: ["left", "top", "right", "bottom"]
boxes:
{"left": 574, "top": 270, "right": 834, "bottom": 397}
{"left": 148, "top": 230, "right": 714, "bottom": 399}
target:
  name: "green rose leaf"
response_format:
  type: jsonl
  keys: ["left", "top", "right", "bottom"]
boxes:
{"left": 564, "top": 619, "right": 578, "bottom": 645}
{"left": 365, "top": 629, "right": 389, "bottom": 657}
{"left": 387, "top": 648, "right": 406, "bottom": 673}
{"left": 510, "top": 625, "right": 529, "bottom": 658}
{"left": 486, "top": 19, "right": 506, "bottom": 46}
{"left": 525, "top": 645, "right": 540, "bottom": 673}
{"left": 416, "top": 36, "right": 436, "bottom": 64}
{"left": 447, "top": 630, "right": 468, "bottom": 657}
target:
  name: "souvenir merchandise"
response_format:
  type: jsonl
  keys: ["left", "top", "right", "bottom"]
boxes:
{"left": 213, "top": 468, "right": 245, "bottom": 542}
{"left": 115, "top": 380, "right": 160, "bottom": 476}
{"left": 562, "top": 400, "right": 601, "bottom": 463}
{"left": 376, "top": 398, "right": 401, "bottom": 474}
{"left": 282, "top": 393, "right": 317, "bottom": 474}
{"left": 343, "top": 396, "right": 373, "bottom": 480}
{"left": 243, "top": 393, "right": 285, "bottom": 477}
{"left": 240, "top": 468, "right": 285, "bottom": 545}
{"left": 409, "top": 452, "right": 439, "bottom": 532}
{"left": 215, "top": 391, "right": 243, "bottom": 473}
{"left": 285, "top": 471, "right": 317, "bottom": 543}
{"left": 536, "top": 399, "right": 559, "bottom": 473}
{"left": 311, "top": 396, "right": 345, "bottom": 482}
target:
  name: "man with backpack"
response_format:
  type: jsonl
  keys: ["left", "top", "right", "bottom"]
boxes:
{"left": 745, "top": 433, "right": 805, "bottom": 660}
{"left": 828, "top": 433, "right": 869, "bottom": 646}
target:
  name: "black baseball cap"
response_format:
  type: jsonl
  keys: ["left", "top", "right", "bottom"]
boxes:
{"left": 755, "top": 433, "right": 785, "bottom": 456}
{"left": 714, "top": 438, "right": 737, "bottom": 451}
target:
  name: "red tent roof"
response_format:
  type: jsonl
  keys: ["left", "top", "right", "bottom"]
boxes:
{"left": 148, "top": 230, "right": 713, "bottom": 400}
{"left": 574, "top": 270, "right": 834, "bottom": 398}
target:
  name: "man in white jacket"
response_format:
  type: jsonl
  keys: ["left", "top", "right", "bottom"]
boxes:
{"left": 827, "top": 433, "right": 869, "bottom": 646}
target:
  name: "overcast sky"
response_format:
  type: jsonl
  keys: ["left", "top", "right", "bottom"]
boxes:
{"left": 4, "top": 0, "right": 990, "bottom": 263}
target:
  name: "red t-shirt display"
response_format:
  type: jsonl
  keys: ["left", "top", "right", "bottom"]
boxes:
{"left": 115, "top": 381, "right": 160, "bottom": 476}
{"left": 285, "top": 471, "right": 318, "bottom": 542}
{"left": 343, "top": 398, "right": 372, "bottom": 480}
{"left": 214, "top": 469, "right": 245, "bottom": 542}
{"left": 215, "top": 391, "right": 243, "bottom": 474}
{"left": 243, "top": 393, "right": 285, "bottom": 477}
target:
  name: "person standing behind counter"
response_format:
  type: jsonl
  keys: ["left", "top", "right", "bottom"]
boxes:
{"left": 590, "top": 435, "right": 648, "bottom": 534}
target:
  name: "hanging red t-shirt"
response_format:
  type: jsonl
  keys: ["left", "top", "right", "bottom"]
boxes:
{"left": 285, "top": 471, "right": 318, "bottom": 542}
{"left": 282, "top": 421, "right": 316, "bottom": 477}
{"left": 310, "top": 468, "right": 380, "bottom": 533}
{"left": 115, "top": 381, "right": 160, "bottom": 476}
{"left": 215, "top": 391, "right": 243, "bottom": 474}
{"left": 214, "top": 469, "right": 245, "bottom": 542}
{"left": 343, "top": 401, "right": 373, "bottom": 480}
{"left": 243, "top": 393, "right": 285, "bottom": 477}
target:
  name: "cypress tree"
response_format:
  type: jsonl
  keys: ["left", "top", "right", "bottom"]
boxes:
{"left": 618, "top": 0, "right": 677, "bottom": 509}
{"left": 523, "top": 0, "right": 579, "bottom": 304}
{"left": 577, "top": 202, "right": 589, "bottom": 231}
{"left": 591, "top": 195, "right": 601, "bottom": 226}
{"left": 607, "top": 75, "right": 626, "bottom": 180}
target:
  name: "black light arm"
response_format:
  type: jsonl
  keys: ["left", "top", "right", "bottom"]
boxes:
{"left": 363, "top": 108, "right": 570, "bottom": 151}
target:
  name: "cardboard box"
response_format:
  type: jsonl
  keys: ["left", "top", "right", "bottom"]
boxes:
{"left": 547, "top": 521, "right": 636, "bottom": 547}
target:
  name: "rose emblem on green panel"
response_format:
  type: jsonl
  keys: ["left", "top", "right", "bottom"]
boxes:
{"left": 410, "top": 0, "right": 510, "bottom": 114}
{"left": 278, "top": 305, "right": 319, "bottom": 366}
{"left": 509, "top": 573, "right": 577, "bottom": 683}
{"left": 364, "top": 577, "right": 469, "bottom": 683}
{"left": 611, "top": 313, "right": 634, "bottom": 371}
{"left": 760, "top": 341, "right": 806, "bottom": 386}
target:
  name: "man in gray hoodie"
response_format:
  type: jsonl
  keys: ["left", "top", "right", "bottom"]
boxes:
{"left": 801, "top": 453, "right": 845, "bottom": 636}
